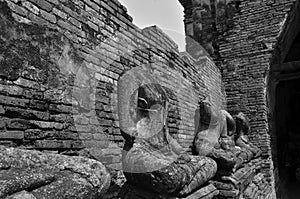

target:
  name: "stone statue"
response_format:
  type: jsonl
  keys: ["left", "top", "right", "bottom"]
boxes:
{"left": 194, "top": 102, "right": 262, "bottom": 179}
{"left": 221, "top": 112, "right": 262, "bottom": 185}
{"left": 194, "top": 100, "right": 239, "bottom": 175}
{"left": 235, "top": 112, "right": 261, "bottom": 159}
{"left": 118, "top": 67, "right": 217, "bottom": 197}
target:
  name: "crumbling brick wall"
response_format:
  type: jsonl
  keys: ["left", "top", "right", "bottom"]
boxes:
{"left": 180, "top": 0, "right": 297, "bottom": 195}
{"left": 0, "top": 0, "right": 224, "bottom": 179}
{"left": 219, "top": 0, "right": 296, "bottom": 188}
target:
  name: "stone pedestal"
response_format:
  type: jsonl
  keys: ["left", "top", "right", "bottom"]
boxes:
{"left": 210, "top": 158, "right": 264, "bottom": 199}
{"left": 119, "top": 183, "right": 219, "bottom": 199}
{"left": 243, "top": 173, "right": 274, "bottom": 199}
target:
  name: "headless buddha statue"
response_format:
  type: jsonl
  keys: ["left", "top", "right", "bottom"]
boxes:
{"left": 220, "top": 112, "right": 262, "bottom": 184}
{"left": 194, "top": 101, "right": 239, "bottom": 175}
{"left": 235, "top": 112, "right": 261, "bottom": 159}
{"left": 194, "top": 101, "right": 260, "bottom": 177}
{"left": 118, "top": 67, "right": 217, "bottom": 197}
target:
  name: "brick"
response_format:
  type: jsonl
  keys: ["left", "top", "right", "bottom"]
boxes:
{"left": 30, "top": 120, "right": 64, "bottom": 130}
{"left": 84, "top": 1, "right": 99, "bottom": 12}
{"left": 27, "top": 12, "right": 49, "bottom": 25}
{"left": 24, "top": 129, "right": 44, "bottom": 139}
{"left": 49, "top": 104, "right": 76, "bottom": 114}
{"left": 73, "top": 115, "right": 89, "bottom": 125}
{"left": 70, "top": 124, "right": 91, "bottom": 132}
{"left": 0, "top": 131, "right": 24, "bottom": 139}
{"left": 57, "top": 19, "right": 74, "bottom": 32}
{"left": 82, "top": 140, "right": 109, "bottom": 148}
{"left": 0, "top": 95, "right": 29, "bottom": 107}
{"left": 28, "top": 110, "right": 49, "bottom": 120}
{"left": 107, "top": 1, "right": 119, "bottom": 12}
{"left": 87, "top": 21, "right": 98, "bottom": 31}
{"left": 95, "top": 73, "right": 113, "bottom": 84}
{"left": 29, "top": 100, "right": 49, "bottom": 110}
{"left": 99, "top": 1, "right": 114, "bottom": 14}
{"left": 97, "top": 119, "right": 112, "bottom": 127}
{"left": 50, "top": 114, "right": 72, "bottom": 123}
{"left": 0, "top": 84, "right": 23, "bottom": 96}
{"left": 53, "top": 7, "right": 67, "bottom": 19}
{"left": 7, "top": 1, "right": 28, "bottom": 16}
{"left": 58, "top": 4, "right": 82, "bottom": 22}
{"left": 63, "top": 30, "right": 79, "bottom": 43}
{"left": 6, "top": 119, "right": 31, "bottom": 130}
{"left": 45, "top": 0, "right": 59, "bottom": 5}
{"left": 93, "top": 133, "right": 109, "bottom": 140}
{"left": 0, "top": 105, "right": 5, "bottom": 114}
{"left": 79, "top": 132, "right": 93, "bottom": 140}
{"left": 11, "top": 13, "right": 31, "bottom": 24}
{"left": 40, "top": 9, "right": 56, "bottom": 23}
{"left": 22, "top": 89, "right": 43, "bottom": 100}
{"left": 30, "top": 0, "right": 53, "bottom": 12}
{"left": 57, "top": 19, "right": 85, "bottom": 37}
{"left": 71, "top": 140, "right": 84, "bottom": 148}
{"left": 112, "top": 128, "right": 120, "bottom": 135}
{"left": 92, "top": 0, "right": 102, "bottom": 5}
{"left": 68, "top": 17, "right": 81, "bottom": 28}
{"left": 97, "top": 111, "right": 114, "bottom": 119}
{"left": 23, "top": 1, "right": 40, "bottom": 15}
{"left": 101, "top": 146, "right": 121, "bottom": 155}
{"left": 0, "top": 141, "right": 14, "bottom": 147}
{"left": 89, "top": 117, "right": 99, "bottom": 125}
{"left": 25, "top": 129, "right": 78, "bottom": 140}
{"left": 5, "top": 106, "right": 49, "bottom": 120}
{"left": 0, "top": 120, "right": 6, "bottom": 129}
{"left": 34, "top": 140, "right": 72, "bottom": 149}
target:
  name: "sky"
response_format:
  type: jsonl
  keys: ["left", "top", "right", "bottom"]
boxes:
{"left": 118, "top": 0, "right": 186, "bottom": 51}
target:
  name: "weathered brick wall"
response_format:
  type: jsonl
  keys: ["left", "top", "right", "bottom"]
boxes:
{"left": 219, "top": 0, "right": 296, "bottom": 186}
{"left": 0, "top": 0, "right": 224, "bottom": 175}
{"left": 180, "top": 0, "right": 297, "bottom": 195}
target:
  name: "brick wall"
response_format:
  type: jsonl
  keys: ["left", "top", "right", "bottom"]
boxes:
{"left": 219, "top": 0, "right": 296, "bottom": 187}
{"left": 0, "top": 0, "right": 224, "bottom": 175}
{"left": 180, "top": 0, "right": 297, "bottom": 194}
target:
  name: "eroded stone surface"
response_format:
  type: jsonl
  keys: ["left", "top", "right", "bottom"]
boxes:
{"left": 0, "top": 146, "right": 111, "bottom": 198}
{"left": 5, "top": 191, "right": 36, "bottom": 199}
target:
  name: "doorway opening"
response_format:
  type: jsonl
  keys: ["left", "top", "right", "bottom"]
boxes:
{"left": 275, "top": 78, "right": 300, "bottom": 199}
{"left": 268, "top": 1, "right": 300, "bottom": 198}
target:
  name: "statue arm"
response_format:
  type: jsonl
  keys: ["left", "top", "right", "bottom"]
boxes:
{"left": 236, "top": 137, "right": 249, "bottom": 148}
{"left": 166, "top": 133, "right": 192, "bottom": 163}
{"left": 167, "top": 133, "right": 185, "bottom": 155}
{"left": 220, "top": 109, "right": 235, "bottom": 137}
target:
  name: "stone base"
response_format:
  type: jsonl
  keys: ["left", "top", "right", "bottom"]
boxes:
{"left": 183, "top": 184, "right": 219, "bottom": 199}
{"left": 209, "top": 157, "right": 273, "bottom": 199}
{"left": 243, "top": 173, "right": 273, "bottom": 199}
{"left": 211, "top": 181, "right": 239, "bottom": 199}
{"left": 119, "top": 183, "right": 176, "bottom": 199}
{"left": 119, "top": 183, "right": 219, "bottom": 199}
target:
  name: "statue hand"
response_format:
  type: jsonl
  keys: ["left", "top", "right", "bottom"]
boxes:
{"left": 175, "top": 153, "right": 191, "bottom": 164}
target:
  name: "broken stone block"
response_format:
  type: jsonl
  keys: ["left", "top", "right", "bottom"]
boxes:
{"left": 5, "top": 191, "right": 36, "bottom": 199}
{"left": 0, "top": 146, "right": 111, "bottom": 198}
